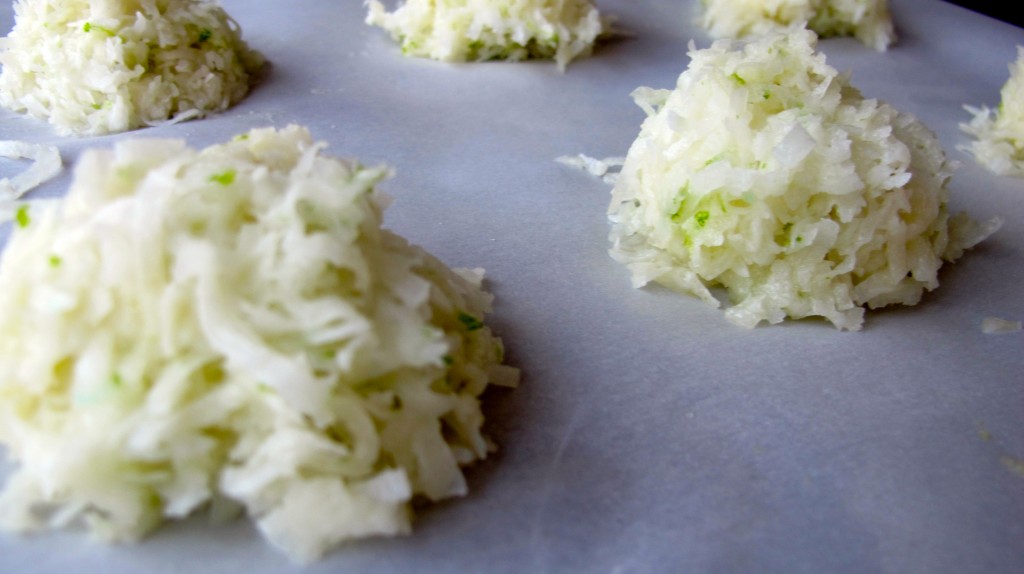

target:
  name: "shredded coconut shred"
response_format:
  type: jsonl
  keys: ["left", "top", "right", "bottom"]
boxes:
{"left": 0, "top": 0, "right": 263, "bottom": 136}
{"left": 608, "top": 30, "right": 999, "bottom": 330}
{"left": 0, "top": 126, "right": 518, "bottom": 562}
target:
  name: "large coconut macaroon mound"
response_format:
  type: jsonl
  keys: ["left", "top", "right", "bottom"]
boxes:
{"left": 960, "top": 46, "right": 1024, "bottom": 177}
{"left": 700, "top": 0, "right": 896, "bottom": 52}
{"left": 608, "top": 29, "right": 999, "bottom": 331}
{"left": 0, "top": 126, "right": 518, "bottom": 562}
{"left": 365, "top": 0, "right": 605, "bottom": 70}
{"left": 0, "top": 0, "right": 263, "bottom": 136}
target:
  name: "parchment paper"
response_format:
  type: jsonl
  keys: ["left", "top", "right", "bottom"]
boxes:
{"left": 1, "top": 1, "right": 1022, "bottom": 573}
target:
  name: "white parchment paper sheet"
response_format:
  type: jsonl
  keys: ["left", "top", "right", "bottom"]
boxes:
{"left": 1, "top": 1, "right": 1022, "bottom": 572}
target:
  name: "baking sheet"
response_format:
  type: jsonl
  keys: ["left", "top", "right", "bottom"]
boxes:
{"left": 1, "top": 1, "right": 1022, "bottom": 572}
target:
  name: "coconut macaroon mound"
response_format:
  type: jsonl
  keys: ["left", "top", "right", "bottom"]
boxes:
{"left": 700, "top": 0, "right": 896, "bottom": 52}
{"left": 0, "top": 126, "right": 518, "bottom": 562}
{"left": 608, "top": 30, "right": 1000, "bottom": 331}
{"left": 0, "top": 0, "right": 263, "bottom": 136}
{"left": 960, "top": 47, "right": 1024, "bottom": 177}
{"left": 365, "top": 0, "right": 605, "bottom": 70}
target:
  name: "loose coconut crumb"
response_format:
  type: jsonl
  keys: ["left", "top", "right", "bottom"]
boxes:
{"left": 365, "top": 0, "right": 606, "bottom": 70}
{"left": 556, "top": 154, "right": 624, "bottom": 184}
{"left": 0, "top": 0, "right": 264, "bottom": 136}
{"left": 0, "top": 140, "right": 61, "bottom": 199}
{"left": 699, "top": 0, "right": 896, "bottom": 51}
{"left": 608, "top": 29, "right": 999, "bottom": 330}
{"left": 960, "top": 47, "right": 1024, "bottom": 176}
{"left": 981, "top": 317, "right": 1022, "bottom": 334}
{"left": 1003, "top": 456, "right": 1024, "bottom": 478}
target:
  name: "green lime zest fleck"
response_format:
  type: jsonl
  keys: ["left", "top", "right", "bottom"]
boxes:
{"left": 198, "top": 28, "right": 212, "bottom": 43}
{"left": 670, "top": 204, "right": 686, "bottom": 223}
{"left": 703, "top": 154, "right": 724, "bottom": 167}
{"left": 210, "top": 169, "right": 236, "bottom": 186}
{"left": 670, "top": 185, "right": 690, "bottom": 223}
{"left": 111, "top": 373, "right": 123, "bottom": 387}
{"left": 457, "top": 312, "right": 483, "bottom": 331}
{"left": 730, "top": 72, "right": 746, "bottom": 85}
{"left": 978, "top": 426, "right": 992, "bottom": 441}
{"left": 83, "top": 22, "right": 116, "bottom": 36}
{"left": 49, "top": 255, "right": 62, "bottom": 267}
{"left": 694, "top": 210, "right": 710, "bottom": 228}
{"left": 15, "top": 204, "right": 30, "bottom": 228}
